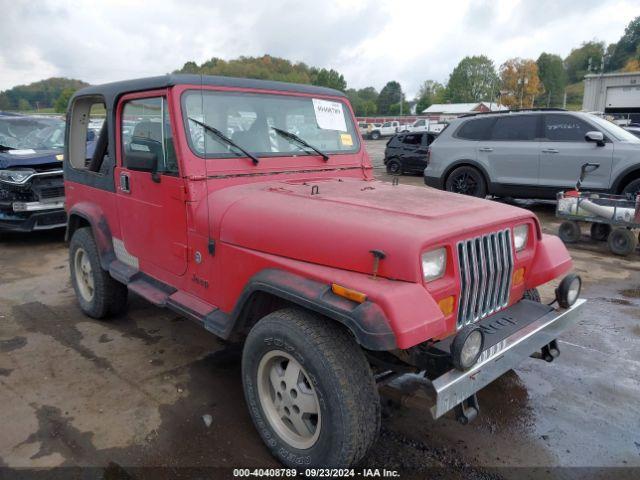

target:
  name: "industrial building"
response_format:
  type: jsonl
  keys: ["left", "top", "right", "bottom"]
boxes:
{"left": 583, "top": 71, "right": 640, "bottom": 119}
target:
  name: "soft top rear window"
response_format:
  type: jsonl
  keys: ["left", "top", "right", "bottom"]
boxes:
{"left": 182, "top": 90, "right": 360, "bottom": 158}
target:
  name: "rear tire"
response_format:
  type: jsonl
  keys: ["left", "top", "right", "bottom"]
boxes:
{"left": 445, "top": 166, "right": 487, "bottom": 198}
{"left": 558, "top": 221, "right": 581, "bottom": 244}
{"left": 622, "top": 178, "right": 640, "bottom": 198}
{"left": 69, "top": 227, "right": 128, "bottom": 318}
{"left": 370, "top": 131, "right": 381, "bottom": 140}
{"left": 608, "top": 228, "right": 637, "bottom": 256}
{"left": 386, "top": 159, "right": 402, "bottom": 175}
{"left": 242, "top": 308, "right": 380, "bottom": 468}
{"left": 590, "top": 223, "right": 611, "bottom": 242}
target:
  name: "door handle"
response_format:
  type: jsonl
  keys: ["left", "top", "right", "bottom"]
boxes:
{"left": 478, "top": 147, "right": 493, "bottom": 152}
{"left": 542, "top": 148, "right": 559, "bottom": 154}
{"left": 120, "top": 172, "right": 130, "bottom": 193}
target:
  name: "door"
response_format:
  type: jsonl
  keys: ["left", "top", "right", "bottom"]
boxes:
{"left": 115, "top": 93, "right": 189, "bottom": 277}
{"left": 396, "top": 133, "right": 425, "bottom": 171}
{"left": 538, "top": 113, "right": 613, "bottom": 189}
{"left": 478, "top": 114, "right": 541, "bottom": 187}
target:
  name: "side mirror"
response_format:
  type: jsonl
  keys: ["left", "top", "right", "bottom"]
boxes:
{"left": 125, "top": 150, "right": 157, "bottom": 172}
{"left": 585, "top": 131, "right": 605, "bottom": 146}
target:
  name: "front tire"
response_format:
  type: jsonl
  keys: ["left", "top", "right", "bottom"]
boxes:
{"left": 69, "top": 227, "right": 128, "bottom": 318}
{"left": 370, "top": 131, "right": 381, "bottom": 140}
{"left": 242, "top": 308, "right": 380, "bottom": 468}
{"left": 445, "top": 166, "right": 487, "bottom": 197}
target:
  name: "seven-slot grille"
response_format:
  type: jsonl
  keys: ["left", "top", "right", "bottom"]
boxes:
{"left": 456, "top": 228, "right": 514, "bottom": 328}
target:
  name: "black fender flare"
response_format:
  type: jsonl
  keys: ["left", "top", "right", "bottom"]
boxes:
{"left": 225, "top": 269, "right": 397, "bottom": 351}
{"left": 66, "top": 203, "right": 116, "bottom": 270}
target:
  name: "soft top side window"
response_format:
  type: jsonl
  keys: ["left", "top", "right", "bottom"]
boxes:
{"left": 68, "top": 96, "right": 107, "bottom": 172}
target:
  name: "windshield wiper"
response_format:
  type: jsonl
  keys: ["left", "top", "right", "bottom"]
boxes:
{"left": 0, "top": 144, "right": 15, "bottom": 151}
{"left": 271, "top": 127, "right": 329, "bottom": 161}
{"left": 188, "top": 117, "right": 259, "bottom": 165}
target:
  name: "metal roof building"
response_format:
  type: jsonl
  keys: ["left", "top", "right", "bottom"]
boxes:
{"left": 583, "top": 71, "right": 640, "bottom": 114}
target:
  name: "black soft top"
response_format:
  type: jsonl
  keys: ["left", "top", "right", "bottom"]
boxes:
{"left": 72, "top": 74, "right": 346, "bottom": 110}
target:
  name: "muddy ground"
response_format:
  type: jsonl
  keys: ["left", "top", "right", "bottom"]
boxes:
{"left": 1, "top": 140, "right": 639, "bottom": 478}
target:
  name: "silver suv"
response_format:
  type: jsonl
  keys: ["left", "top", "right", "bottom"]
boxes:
{"left": 424, "top": 109, "right": 640, "bottom": 198}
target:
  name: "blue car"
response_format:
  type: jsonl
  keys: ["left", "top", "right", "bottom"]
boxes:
{"left": 0, "top": 114, "right": 97, "bottom": 232}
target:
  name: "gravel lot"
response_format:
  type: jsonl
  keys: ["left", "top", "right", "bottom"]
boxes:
{"left": 1, "top": 140, "right": 639, "bottom": 478}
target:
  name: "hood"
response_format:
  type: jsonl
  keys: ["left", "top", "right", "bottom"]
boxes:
{"left": 0, "top": 149, "right": 62, "bottom": 169}
{"left": 216, "top": 178, "right": 535, "bottom": 282}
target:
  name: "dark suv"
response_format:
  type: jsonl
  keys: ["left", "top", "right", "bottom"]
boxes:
{"left": 384, "top": 131, "right": 436, "bottom": 174}
{"left": 424, "top": 109, "right": 640, "bottom": 198}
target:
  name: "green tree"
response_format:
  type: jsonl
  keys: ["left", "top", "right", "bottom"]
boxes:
{"left": 444, "top": 55, "right": 499, "bottom": 103}
{"left": 377, "top": 81, "right": 402, "bottom": 115}
{"left": 536, "top": 53, "right": 566, "bottom": 107}
{"left": 54, "top": 88, "right": 75, "bottom": 113}
{"left": 608, "top": 16, "right": 640, "bottom": 71}
{"left": 0, "top": 77, "right": 88, "bottom": 111}
{"left": 415, "top": 80, "right": 445, "bottom": 113}
{"left": 17, "top": 99, "right": 31, "bottom": 111}
{"left": 388, "top": 101, "right": 411, "bottom": 115}
{"left": 564, "top": 41, "right": 605, "bottom": 83}
{"left": 345, "top": 89, "right": 377, "bottom": 116}
{"left": 356, "top": 86, "right": 378, "bottom": 103}
{"left": 311, "top": 68, "right": 347, "bottom": 91}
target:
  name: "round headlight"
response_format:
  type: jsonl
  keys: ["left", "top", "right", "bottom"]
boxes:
{"left": 451, "top": 326, "right": 485, "bottom": 370}
{"left": 556, "top": 273, "right": 581, "bottom": 308}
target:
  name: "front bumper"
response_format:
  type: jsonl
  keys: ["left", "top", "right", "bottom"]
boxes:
{"left": 0, "top": 206, "right": 67, "bottom": 231}
{"left": 428, "top": 298, "right": 585, "bottom": 419}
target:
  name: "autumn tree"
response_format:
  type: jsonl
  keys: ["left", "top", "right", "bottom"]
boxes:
{"left": 415, "top": 80, "right": 445, "bottom": 113}
{"left": 536, "top": 53, "right": 566, "bottom": 107}
{"left": 444, "top": 55, "right": 499, "bottom": 103}
{"left": 499, "top": 58, "right": 542, "bottom": 108}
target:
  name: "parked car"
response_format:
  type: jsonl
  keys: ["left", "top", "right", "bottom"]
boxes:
{"left": 384, "top": 131, "right": 437, "bottom": 174}
{"left": 0, "top": 114, "right": 67, "bottom": 231}
{"left": 358, "top": 122, "right": 369, "bottom": 137}
{"left": 400, "top": 118, "right": 446, "bottom": 134}
{"left": 623, "top": 124, "right": 640, "bottom": 139}
{"left": 424, "top": 109, "right": 640, "bottom": 198}
{"left": 64, "top": 75, "right": 584, "bottom": 468}
{"left": 368, "top": 120, "right": 400, "bottom": 139}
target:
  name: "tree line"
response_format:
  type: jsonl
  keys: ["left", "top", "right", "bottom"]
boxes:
{"left": 1, "top": 15, "right": 639, "bottom": 115}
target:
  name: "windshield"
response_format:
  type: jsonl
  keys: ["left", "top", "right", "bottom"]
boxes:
{"left": 0, "top": 116, "right": 65, "bottom": 150}
{"left": 182, "top": 90, "right": 359, "bottom": 158}
{"left": 586, "top": 114, "right": 640, "bottom": 143}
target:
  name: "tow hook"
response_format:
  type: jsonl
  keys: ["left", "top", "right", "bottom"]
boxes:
{"left": 454, "top": 394, "right": 479, "bottom": 425}
{"left": 530, "top": 339, "right": 560, "bottom": 363}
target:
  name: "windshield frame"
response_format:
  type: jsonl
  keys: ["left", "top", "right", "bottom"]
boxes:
{"left": 180, "top": 88, "right": 361, "bottom": 160}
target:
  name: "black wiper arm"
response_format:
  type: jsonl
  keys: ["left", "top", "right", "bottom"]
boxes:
{"left": 271, "top": 127, "right": 329, "bottom": 161}
{"left": 0, "top": 144, "right": 15, "bottom": 151}
{"left": 189, "top": 117, "right": 259, "bottom": 165}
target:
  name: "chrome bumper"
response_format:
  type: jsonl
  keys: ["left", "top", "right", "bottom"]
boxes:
{"left": 429, "top": 298, "right": 586, "bottom": 419}
{"left": 12, "top": 200, "right": 64, "bottom": 212}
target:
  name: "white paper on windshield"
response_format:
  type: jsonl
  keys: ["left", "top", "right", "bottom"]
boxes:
{"left": 8, "top": 149, "right": 36, "bottom": 155}
{"left": 312, "top": 98, "right": 347, "bottom": 132}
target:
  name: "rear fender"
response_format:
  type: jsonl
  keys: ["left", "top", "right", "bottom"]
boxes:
{"left": 66, "top": 202, "right": 115, "bottom": 270}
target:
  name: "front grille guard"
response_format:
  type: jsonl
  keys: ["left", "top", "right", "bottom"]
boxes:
{"left": 457, "top": 229, "right": 514, "bottom": 328}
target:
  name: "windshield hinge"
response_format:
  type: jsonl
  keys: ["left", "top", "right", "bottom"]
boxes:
{"left": 208, "top": 239, "right": 216, "bottom": 256}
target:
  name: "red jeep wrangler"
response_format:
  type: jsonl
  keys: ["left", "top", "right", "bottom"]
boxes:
{"left": 63, "top": 75, "right": 585, "bottom": 468}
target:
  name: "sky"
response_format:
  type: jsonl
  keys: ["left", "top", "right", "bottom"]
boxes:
{"left": 1, "top": 0, "right": 639, "bottom": 98}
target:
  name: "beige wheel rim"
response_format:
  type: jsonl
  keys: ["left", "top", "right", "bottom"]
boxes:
{"left": 257, "top": 350, "right": 321, "bottom": 449}
{"left": 74, "top": 247, "right": 94, "bottom": 302}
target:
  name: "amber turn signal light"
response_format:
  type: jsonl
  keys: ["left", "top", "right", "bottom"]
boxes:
{"left": 331, "top": 283, "right": 367, "bottom": 304}
{"left": 438, "top": 296, "right": 455, "bottom": 316}
{"left": 512, "top": 267, "right": 525, "bottom": 286}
